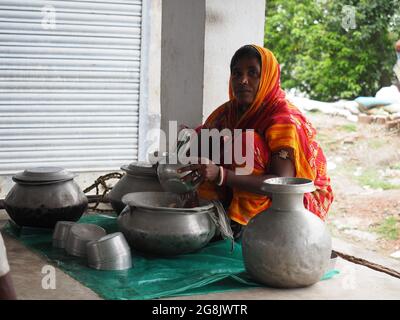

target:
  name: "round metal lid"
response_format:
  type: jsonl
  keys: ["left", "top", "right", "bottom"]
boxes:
{"left": 13, "top": 166, "right": 76, "bottom": 183}
{"left": 121, "top": 161, "right": 157, "bottom": 177}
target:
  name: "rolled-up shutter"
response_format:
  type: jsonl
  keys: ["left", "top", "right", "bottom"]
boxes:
{"left": 0, "top": 0, "right": 143, "bottom": 174}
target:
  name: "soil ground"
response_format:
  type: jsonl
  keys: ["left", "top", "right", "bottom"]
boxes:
{"left": 306, "top": 111, "right": 400, "bottom": 259}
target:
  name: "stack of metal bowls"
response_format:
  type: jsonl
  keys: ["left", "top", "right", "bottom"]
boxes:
{"left": 86, "top": 232, "right": 132, "bottom": 270}
{"left": 65, "top": 223, "right": 106, "bottom": 257}
{"left": 52, "top": 221, "right": 76, "bottom": 249}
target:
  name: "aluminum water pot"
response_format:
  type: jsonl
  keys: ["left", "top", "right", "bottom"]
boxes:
{"left": 242, "top": 177, "right": 332, "bottom": 288}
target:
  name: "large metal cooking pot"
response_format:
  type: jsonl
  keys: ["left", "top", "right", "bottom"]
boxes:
{"left": 4, "top": 167, "right": 88, "bottom": 229}
{"left": 106, "top": 162, "right": 163, "bottom": 214}
{"left": 118, "top": 192, "right": 216, "bottom": 256}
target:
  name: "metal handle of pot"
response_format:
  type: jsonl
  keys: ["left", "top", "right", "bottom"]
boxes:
{"left": 120, "top": 205, "right": 132, "bottom": 217}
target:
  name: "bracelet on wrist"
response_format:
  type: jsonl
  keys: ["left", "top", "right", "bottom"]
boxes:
{"left": 216, "top": 166, "right": 224, "bottom": 186}
{"left": 216, "top": 166, "right": 228, "bottom": 186}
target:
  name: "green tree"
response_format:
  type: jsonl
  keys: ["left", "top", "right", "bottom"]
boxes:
{"left": 265, "top": 0, "right": 400, "bottom": 101}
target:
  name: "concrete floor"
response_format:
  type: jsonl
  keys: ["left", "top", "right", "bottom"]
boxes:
{"left": 1, "top": 211, "right": 399, "bottom": 300}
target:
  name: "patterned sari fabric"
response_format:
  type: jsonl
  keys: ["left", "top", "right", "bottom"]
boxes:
{"left": 198, "top": 45, "right": 334, "bottom": 225}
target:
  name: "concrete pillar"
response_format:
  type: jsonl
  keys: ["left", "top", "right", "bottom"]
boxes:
{"left": 160, "top": 0, "right": 266, "bottom": 137}
{"left": 202, "top": 0, "right": 266, "bottom": 120}
{"left": 138, "top": 0, "right": 162, "bottom": 160}
{"left": 160, "top": 0, "right": 206, "bottom": 134}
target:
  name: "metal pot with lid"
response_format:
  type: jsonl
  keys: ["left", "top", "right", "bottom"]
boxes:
{"left": 106, "top": 161, "right": 163, "bottom": 214}
{"left": 4, "top": 167, "right": 88, "bottom": 229}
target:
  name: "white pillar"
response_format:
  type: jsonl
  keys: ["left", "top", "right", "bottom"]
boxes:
{"left": 203, "top": 0, "right": 266, "bottom": 120}
{"left": 138, "top": 0, "right": 162, "bottom": 161}
{"left": 160, "top": 0, "right": 266, "bottom": 145}
{"left": 160, "top": 0, "right": 206, "bottom": 133}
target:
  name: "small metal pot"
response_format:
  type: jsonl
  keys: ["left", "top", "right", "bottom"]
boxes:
{"left": 4, "top": 167, "right": 88, "bottom": 229}
{"left": 106, "top": 162, "right": 163, "bottom": 214}
{"left": 118, "top": 192, "right": 216, "bottom": 256}
{"left": 156, "top": 151, "right": 203, "bottom": 194}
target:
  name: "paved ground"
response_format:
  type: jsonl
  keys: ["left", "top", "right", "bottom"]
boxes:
{"left": 1, "top": 211, "right": 399, "bottom": 300}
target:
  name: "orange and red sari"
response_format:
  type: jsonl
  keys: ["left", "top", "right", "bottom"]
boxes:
{"left": 197, "top": 45, "right": 333, "bottom": 225}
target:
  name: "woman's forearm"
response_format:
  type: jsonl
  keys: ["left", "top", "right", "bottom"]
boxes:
{"left": 225, "top": 169, "right": 277, "bottom": 195}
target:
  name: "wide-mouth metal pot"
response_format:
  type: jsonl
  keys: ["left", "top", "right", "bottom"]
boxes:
{"left": 118, "top": 192, "right": 216, "bottom": 256}
{"left": 4, "top": 167, "right": 88, "bottom": 229}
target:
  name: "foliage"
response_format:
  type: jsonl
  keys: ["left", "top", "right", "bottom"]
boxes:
{"left": 356, "top": 168, "right": 400, "bottom": 190}
{"left": 265, "top": 0, "right": 400, "bottom": 101}
{"left": 371, "top": 216, "right": 399, "bottom": 240}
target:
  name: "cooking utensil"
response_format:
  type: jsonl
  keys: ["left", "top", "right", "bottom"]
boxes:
{"left": 119, "top": 192, "right": 216, "bottom": 256}
{"left": 52, "top": 221, "right": 76, "bottom": 249}
{"left": 4, "top": 166, "right": 88, "bottom": 229}
{"left": 65, "top": 223, "right": 106, "bottom": 257}
{"left": 106, "top": 162, "right": 163, "bottom": 214}
{"left": 86, "top": 232, "right": 132, "bottom": 270}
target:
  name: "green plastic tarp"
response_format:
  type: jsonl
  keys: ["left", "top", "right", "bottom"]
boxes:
{"left": 4, "top": 214, "right": 339, "bottom": 300}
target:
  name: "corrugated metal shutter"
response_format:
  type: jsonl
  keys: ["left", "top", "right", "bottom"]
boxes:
{"left": 0, "top": 0, "right": 143, "bottom": 174}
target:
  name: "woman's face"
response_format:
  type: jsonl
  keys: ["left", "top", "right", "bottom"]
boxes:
{"left": 231, "top": 56, "right": 261, "bottom": 109}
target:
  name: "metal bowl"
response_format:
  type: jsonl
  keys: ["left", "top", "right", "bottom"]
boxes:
{"left": 52, "top": 221, "right": 76, "bottom": 248}
{"left": 88, "top": 255, "right": 132, "bottom": 271}
{"left": 86, "top": 232, "right": 132, "bottom": 270}
{"left": 65, "top": 224, "right": 106, "bottom": 257}
{"left": 157, "top": 162, "right": 202, "bottom": 194}
{"left": 86, "top": 232, "right": 131, "bottom": 263}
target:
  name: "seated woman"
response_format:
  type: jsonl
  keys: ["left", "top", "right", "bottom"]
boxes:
{"left": 180, "top": 45, "right": 333, "bottom": 237}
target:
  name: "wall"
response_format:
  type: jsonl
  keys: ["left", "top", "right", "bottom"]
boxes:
{"left": 0, "top": 0, "right": 266, "bottom": 198}
{"left": 0, "top": 0, "right": 163, "bottom": 198}
{"left": 160, "top": 0, "right": 266, "bottom": 141}
{"left": 139, "top": 0, "right": 162, "bottom": 161}
{"left": 203, "top": 0, "right": 266, "bottom": 120}
{"left": 160, "top": 0, "right": 206, "bottom": 137}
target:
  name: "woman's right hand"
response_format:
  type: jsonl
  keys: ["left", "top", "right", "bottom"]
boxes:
{"left": 178, "top": 159, "right": 220, "bottom": 184}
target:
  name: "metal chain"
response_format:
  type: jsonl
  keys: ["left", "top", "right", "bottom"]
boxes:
{"left": 83, "top": 172, "right": 123, "bottom": 212}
